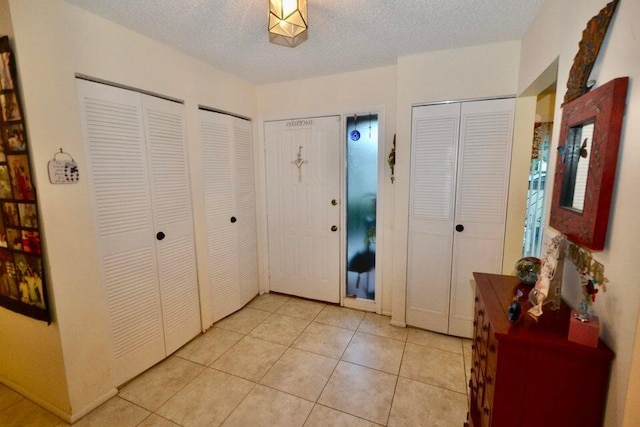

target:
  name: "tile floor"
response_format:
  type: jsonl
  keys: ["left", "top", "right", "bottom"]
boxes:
{"left": 0, "top": 293, "right": 473, "bottom": 426}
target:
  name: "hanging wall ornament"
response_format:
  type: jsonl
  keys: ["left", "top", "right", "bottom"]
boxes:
{"left": 350, "top": 114, "right": 360, "bottom": 141}
{"left": 48, "top": 148, "right": 79, "bottom": 184}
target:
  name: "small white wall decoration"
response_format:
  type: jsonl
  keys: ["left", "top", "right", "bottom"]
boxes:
{"left": 48, "top": 149, "right": 79, "bottom": 184}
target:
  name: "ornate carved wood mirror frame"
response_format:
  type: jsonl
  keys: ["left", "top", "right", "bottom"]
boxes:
{"left": 550, "top": 77, "right": 628, "bottom": 250}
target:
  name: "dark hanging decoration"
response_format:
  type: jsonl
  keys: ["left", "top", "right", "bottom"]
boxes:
{"left": 0, "top": 35, "right": 51, "bottom": 323}
{"left": 563, "top": 0, "right": 620, "bottom": 106}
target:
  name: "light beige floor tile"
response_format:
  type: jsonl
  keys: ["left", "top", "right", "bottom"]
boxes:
{"left": 75, "top": 396, "right": 149, "bottom": 427}
{"left": 214, "top": 307, "right": 271, "bottom": 334}
{"left": 314, "top": 306, "right": 365, "bottom": 330}
{"left": 318, "top": 361, "right": 396, "bottom": 425}
{"left": 222, "top": 385, "right": 313, "bottom": 427}
{"left": 156, "top": 368, "right": 254, "bottom": 427}
{"left": 399, "top": 342, "right": 466, "bottom": 393}
{"left": 118, "top": 356, "right": 205, "bottom": 411}
{"left": 462, "top": 338, "right": 473, "bottom": 357}
{"left": 137, "top": 414, "right": 182, "bottom": 427}
{"left": 0, "top": 399, "right": 69, "bottom": 427}
{"left": 250, "top": 313, "right": 310, "bottom": 346}
{"left": 276, "top": 299, "right": 326, "bottom": 320}
{"left": 247, "top": 293, "right": 290, "bottom": 312}
{"left": 407, "top": 328, "right": 463, "bottom": 353}
{"left": 212, "top": 335, "right": 287, "bottom": 381}
{"left": 175, "top": 328, "right": 244, "bottom": 366}
{"left": 342, "top": 331, "right": 405, "bottom": 374}
{"left": 304, "top": 405, "right": 379, "bottom": 426}
{"left": 260, "top": 348, "right": 338, "bottom": 401}
{"left": 388, "top": 377, "right": 467, "bottom": 427}
{"left": 292, "top": 322, "right": 354, "bottom": 359}
{"left": 0, "top": 383, "right": 23, "bottom": 411}
{"left": 357, "top": 313, "right": 408, "bottom": 341}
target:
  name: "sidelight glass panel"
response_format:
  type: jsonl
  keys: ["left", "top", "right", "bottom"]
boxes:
{"left": 346, "top": 114, "right": 378, "bottom": 300}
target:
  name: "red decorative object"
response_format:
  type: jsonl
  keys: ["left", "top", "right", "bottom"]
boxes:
{"left": 550, "top": 77, "right": 628, "bottom": 250}
{"left": 568, "top": 309, "right": 600, "bottom": 348}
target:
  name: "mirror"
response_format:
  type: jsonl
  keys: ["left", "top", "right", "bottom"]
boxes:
{"left": 560, "top": 121, "right": 593, "bottom": 212}
{"left": 550, "top": 77, "right": 628, "bottom": 250}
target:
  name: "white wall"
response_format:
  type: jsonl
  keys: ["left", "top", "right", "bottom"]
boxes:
{"left": 391, "top": 40, "right": 524, "bottom": 325}
{"left": 5, "top": 0, "right": 257, "bottom": 420}
{"left": 0, "top": 0, "right": 71, "bottom": 416}
{"left": 257, "top": 66, "right": 398, "bottom": 314}
{"left": 519, "top": 0, "right": 640, "bottom": 425}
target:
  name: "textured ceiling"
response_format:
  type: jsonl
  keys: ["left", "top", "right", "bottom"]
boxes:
{"left": 65, "top": 0, "right": 544, "bottom": 85}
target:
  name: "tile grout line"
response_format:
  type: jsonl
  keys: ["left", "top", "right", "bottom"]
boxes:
{"left": 385, "top": 339, "right": 408, "bottom": 426}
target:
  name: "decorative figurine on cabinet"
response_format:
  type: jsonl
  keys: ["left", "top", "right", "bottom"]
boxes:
{"left": 528, "top": 233, "right": 567, "bottom": 318}
{"left": 508, "top": 289, "right": 524, "bottom": 323}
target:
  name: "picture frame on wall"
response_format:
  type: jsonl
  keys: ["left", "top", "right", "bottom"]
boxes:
{"left": 0, "top": 35, "right": 50, "bottom": 322}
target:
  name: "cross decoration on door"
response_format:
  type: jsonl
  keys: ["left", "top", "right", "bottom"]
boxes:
{"left": 291, "top": 145, "right": 308, "bottom": 182}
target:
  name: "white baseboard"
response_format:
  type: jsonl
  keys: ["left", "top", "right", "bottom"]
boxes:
{"left": 68, "top": 388, "right": 118, "bottom": 423}
{"left": 389, "top": 319, "right": 406, "bottom": 328}
{"left": 0, "top": 375, "right": 117, "bottom": 424}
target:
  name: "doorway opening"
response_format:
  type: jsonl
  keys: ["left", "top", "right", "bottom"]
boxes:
{"left": 345, "top": 114, "right": 378, "bottom": 300}
{"left": 523, "top": 85, "right": 555, "bottom": 257}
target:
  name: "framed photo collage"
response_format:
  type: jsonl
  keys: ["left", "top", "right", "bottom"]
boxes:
{"left": 0, "top": 35, "right": 50, "bottom": 322}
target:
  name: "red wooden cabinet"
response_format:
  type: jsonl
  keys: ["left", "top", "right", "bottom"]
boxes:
{"left": 466, "top": 273, "right": 613, "bottom": 427}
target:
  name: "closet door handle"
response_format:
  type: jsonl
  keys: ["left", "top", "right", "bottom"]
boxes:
{"left": 156, "top": 231, "right": 165, "bottom": 241}
{"left": 455, "top": 224, "right": 464, "bottom": 232}
{"left": 230, "top": 216, "right": 237, "bottom": 223}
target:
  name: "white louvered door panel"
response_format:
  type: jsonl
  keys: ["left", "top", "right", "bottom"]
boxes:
{"left": 448, "top": 98, "right": 514, "bottom": 337}
{"left": 200, "top": 110, "right": 241, "bottom": 323}
{"left": 264, "top": 117, "right": 341, "bottom": 303}
{"left": 406, "top": 103, "right": 460, "bottom": 334}
{"left": 77, "top": 80, "right": 165, "bottom": 386}
{"left": 142, "top": 95, "right": 200, "bottom": 355}
{"left": 233, "top": 119, "right": 259, "bottom": 306}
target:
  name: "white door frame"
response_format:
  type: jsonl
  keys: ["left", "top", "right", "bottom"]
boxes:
{"left": 256, "top": 106, "right": 385, "bottom": 314}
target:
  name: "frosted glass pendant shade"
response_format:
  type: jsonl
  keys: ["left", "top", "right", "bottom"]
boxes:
{"left": 268, "top": 0, "right": 308, "bottom": 47}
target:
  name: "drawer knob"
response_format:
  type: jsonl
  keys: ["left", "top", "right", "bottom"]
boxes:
{"left": 483, "top": 407, "right": 490, "bottom": 415}
{"left": 487, "top": 376, "right": 493, "bottom": 385}
{"left": 489, "top": 344, "right": 496, "bottom": 353}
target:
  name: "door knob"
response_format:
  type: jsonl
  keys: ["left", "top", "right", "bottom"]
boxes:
{"left": 156, "top": 231, "right": 165, "bottom": 241}
{"left": 230, "top": 216, "right": 237, "bottom": 223}
{"left": 331, "top": 199, "right": 338, "bottom": 206}
{"left": 455, "top": 224, "right": 464, "bottom": 232}
{"left": 331, "top": 225, "right": 338, "bottom": 232}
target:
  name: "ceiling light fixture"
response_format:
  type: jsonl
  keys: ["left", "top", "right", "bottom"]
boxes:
{"left": 268, "top": 0, "right": 308, "bottom": 47}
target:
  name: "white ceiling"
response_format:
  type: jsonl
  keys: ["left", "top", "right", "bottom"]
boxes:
{"left": 65, "top": 0, "right": 544, "bottom": 85}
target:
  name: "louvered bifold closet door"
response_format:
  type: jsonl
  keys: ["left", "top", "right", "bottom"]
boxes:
{"left": 233, "top": 118, "right": 259, "bottom": 306}
{"left": 77, "top": 80, "right": 165, "bottom": 386}
{"left": 448, "top": 98, "right": 515, "bottom": 337}
{"left": 141, "top": 95, "right": 200, "bottom": 354}
{"left": 200, "top": 110, "right": 241, "bottom": 323}
{"left": 406, "top": 103, "right": 460, "bottom": 334}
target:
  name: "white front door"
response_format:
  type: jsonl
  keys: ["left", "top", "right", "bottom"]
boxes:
{"left": 264, "top": 116, "right": 341, "bottom": 303}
